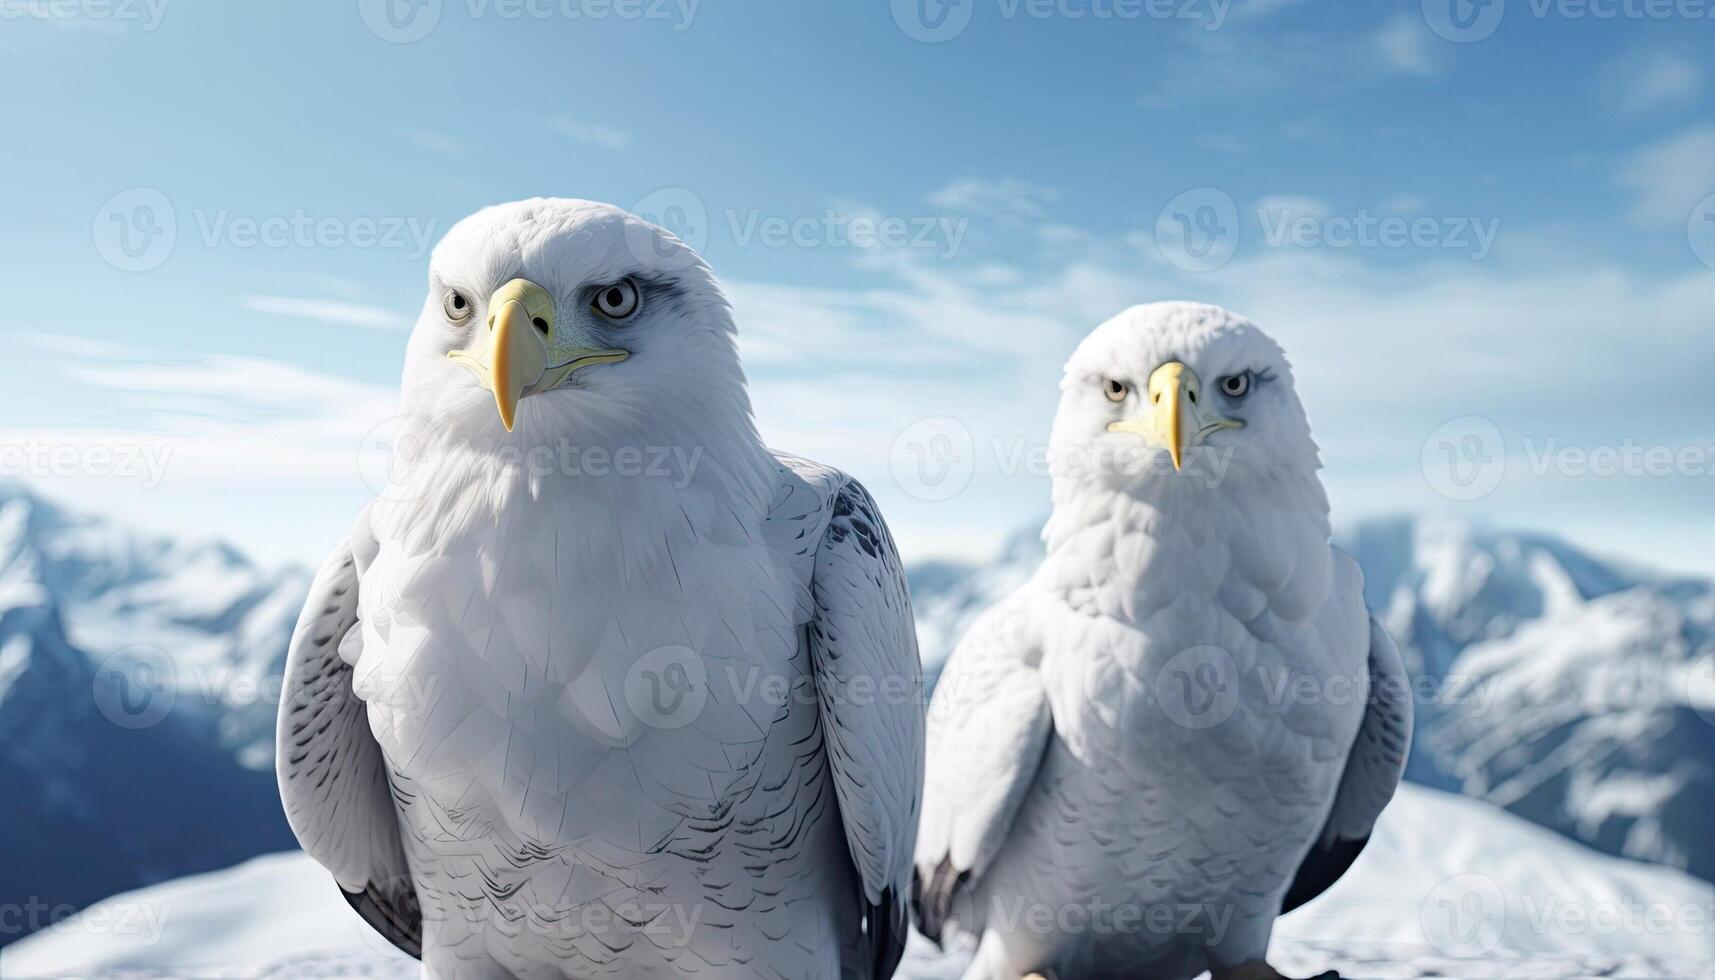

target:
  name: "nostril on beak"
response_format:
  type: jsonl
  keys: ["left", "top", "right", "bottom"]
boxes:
{"left": 1188, "top": 390, "right": 1197, "bottom": 405}
{"left": 532, "top": 317, "right": 550, "bottom": 335}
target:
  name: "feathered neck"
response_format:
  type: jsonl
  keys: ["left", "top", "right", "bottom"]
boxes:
{"left": 1040, "top": 464, "right": 1334, "bottom": 626}
{"left": 370, "top": 395, "right": 779, "bottom": 581}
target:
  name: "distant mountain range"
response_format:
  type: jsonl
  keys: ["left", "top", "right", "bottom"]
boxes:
{"left": 1, "top": 483, "right": 1710, "bottom": 948}
{"left": 0, "top": 486, "right": 305, "bottom": 947}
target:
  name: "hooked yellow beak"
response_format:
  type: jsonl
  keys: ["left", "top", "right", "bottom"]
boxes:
{"left": 447, "top": 278, "right": 629, "bottom": 432}
{"left": 1106, "top": 361, "right": 1242, "bottom": 471}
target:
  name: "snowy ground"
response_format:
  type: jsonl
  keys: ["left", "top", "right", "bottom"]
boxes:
{"left": 6, "top": 784, "right": 1710, "bottom": 979}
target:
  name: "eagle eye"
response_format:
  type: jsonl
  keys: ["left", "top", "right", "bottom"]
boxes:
{"left": 592, "top": 279, "right": 641, "bottom": 321}
{"left": 443, "top": 289, "right": 473, "bottom": 324}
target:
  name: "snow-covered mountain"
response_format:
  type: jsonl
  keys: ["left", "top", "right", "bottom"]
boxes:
{"left": 0, "top": 485, "right": 307, "bottom": 947}
{"left": 908, "top": 515, "right": 1715, "bottom": 884}
{"left": 7, "top": 783, "right": 1712, "bottom": 978}
{"left": 2, "top": 482, "right": 1710, "bottom": 952}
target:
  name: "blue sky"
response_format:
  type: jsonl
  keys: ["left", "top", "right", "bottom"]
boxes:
{"left": 2, "top": 0, "right": 1714, "bottom": 575}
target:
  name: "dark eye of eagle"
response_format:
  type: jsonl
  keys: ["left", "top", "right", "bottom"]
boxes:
{"left": 592, "top": 279, "right": 641, "bottom": 321}
{"left": 443, "top": 289, "right": 473, "bottom": 324}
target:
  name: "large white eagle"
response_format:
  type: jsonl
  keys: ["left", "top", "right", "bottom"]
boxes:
{"left": 913, "top": 303, "right": 1412, "bottom": 980}
{"left": 277, "top": 199, "right": 923, "bottom": 980}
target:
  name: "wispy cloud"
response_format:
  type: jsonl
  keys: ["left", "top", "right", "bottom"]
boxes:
{"left": 1374, "top": 15, "right": 1438, "bottom": 76}
{"left": 928, "top": 177, "right": 1061, "bottom": 223}
{"left": 1138, "top": 18, "right": 1433, "bottom": 107}
{"left": 1617, "top": 125, "right": 1715, "bottom": 226}
{"left": 240, "top": 295, "right": 409, "bottom": 330}
{"left": 395, "top": 128, "right": 469, "bottom": 157}
{"left": 1254, "top": 194, "right": 1331, "bottom": 219}
{"left": 1597, "top": 48, "right": 1701, "bottom": 117}
{"left": 516, "top": 112, "right": 632, "bottom": 150}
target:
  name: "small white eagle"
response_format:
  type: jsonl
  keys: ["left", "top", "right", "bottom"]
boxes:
{"left": 277, "top": 198, "right": 923, "bottom": 979}
{"left": 913, "top": 303, "right": 1411, "bottom": 980}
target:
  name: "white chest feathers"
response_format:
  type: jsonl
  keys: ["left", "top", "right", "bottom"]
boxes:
{"left": 343, "top": 478, "right": 803, "bottom": 849}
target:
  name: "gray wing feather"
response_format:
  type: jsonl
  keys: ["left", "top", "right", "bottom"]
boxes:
{"left": 1284, "top": 614, "right": 1413, "bottom": 911}
{"left": 1323, "top": 616, "right": 1413, "bottom": 844}
{"left": 774, "top": 454, "right": 924, "bottom": 980}
{"left": 912, "top": 595, "right": 1052, "bottom": 944}
{"left": 275, "top": 517, "right": 421, "bottom": 957}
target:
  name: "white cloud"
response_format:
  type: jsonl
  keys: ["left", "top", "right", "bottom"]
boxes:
{"left": 15, "top": 196, "right": 1715, "bottom": 576}
{"left": 1254, "top": 194, "right": 1331, "bottom": 220}
{"left": 1598, "top": 48, "right": 1701, "bottom": 116}
{"left": 1617, "top": 125, "right": 1715, "bottom": 226}
{"left": 738, "top": 222, "right": 1715, "bottom": 570}
{"left": 927, "top": 177, "right": 1061, "bottom": 222}
{"left": 0, "top": 339, "right": 403, "bottom": 564}
{"left": 240, "top": 296, "right": 408, "bottom": 330}
{"left": 1138, "top": 20, "right": 1432, "bottom": 107}
{"left": 517, "top": 112, "right": 632, "bottom": 150}
{"left": 1374, "top": 15, "right": 1437, "bottom": 76}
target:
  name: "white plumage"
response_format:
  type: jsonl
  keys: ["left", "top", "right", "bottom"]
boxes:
{"left": 913, "top": 303, "right": 1411, "bottom": 980}
{"left": 277, "top": 199, "right": 923, "bottom": 979}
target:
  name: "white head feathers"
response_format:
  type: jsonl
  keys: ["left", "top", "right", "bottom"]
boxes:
{"left": 1043, "top": 302, "right": 1333, "bottom": 622}
{"left": 383, "top": 198, "right": 776, "bottom": 558}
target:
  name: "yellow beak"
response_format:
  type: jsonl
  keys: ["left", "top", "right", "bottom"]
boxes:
{"left": 1149, "top": 362, "right": 1188, "bottom": 470}
{"left": 1106, "top": 361, "right": 1241, "bottom": 472}
{"left": 447, "top": 278, "right": 628, "bottom": 432}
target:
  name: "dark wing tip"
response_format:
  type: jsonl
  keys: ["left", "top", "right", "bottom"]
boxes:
{"left": 910, "top": 858, "right": 969, "bottom": 948}
{"left": 1281, "top": 835, "right": 1369, "bottom": 914}
{"left": 341, "top": 881, "right": 423, "bottom": 960}
{"left": 869, "top": 887, "right": 909, "bottom": 980}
